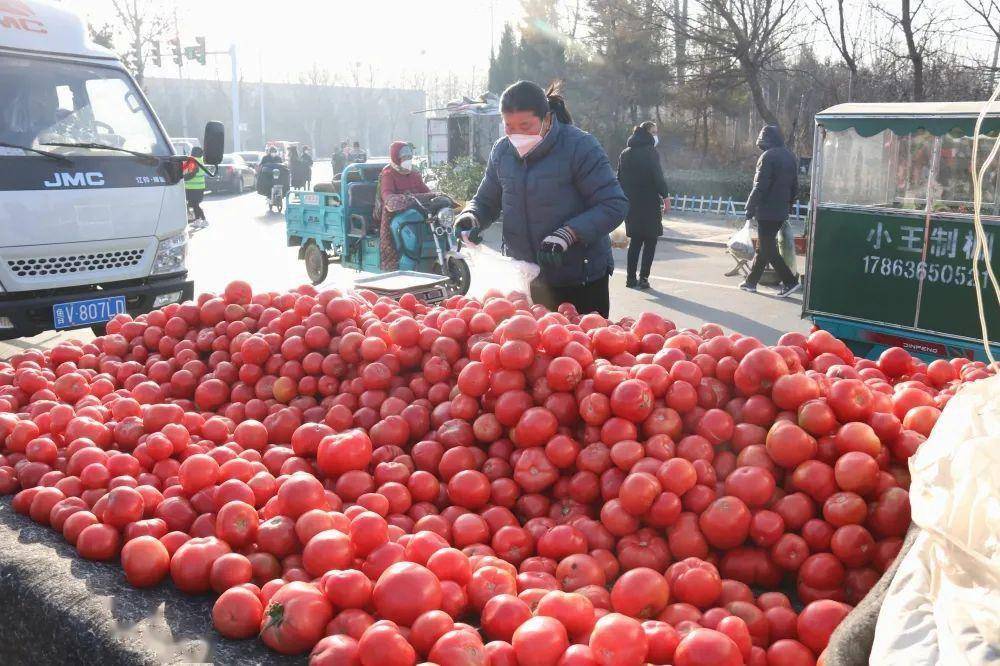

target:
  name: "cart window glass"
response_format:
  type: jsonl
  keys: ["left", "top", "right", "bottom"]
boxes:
{"left": 931, "top": 133, "right": 1000, "bottom": 216}
{"left": 819, "top": 128, "right": 937, "bottom": 210}
{"left": 819, "top": 129, "right": 893, "bottom": 206}
{"left": 820, "top": 125, "right": 1000, "bottom": 217}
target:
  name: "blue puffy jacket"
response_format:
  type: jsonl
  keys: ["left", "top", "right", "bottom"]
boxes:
{"left": 465, "top": 119, "right": 628, "bottom": 288}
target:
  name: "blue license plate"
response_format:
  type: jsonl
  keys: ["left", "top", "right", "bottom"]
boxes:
{"left": 52, "top": 295, "right": 127, "bottom": 328}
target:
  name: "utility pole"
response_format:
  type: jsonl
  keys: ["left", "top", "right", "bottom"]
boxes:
{"left": 230, "top": 44, "right": 241, "bottom": 152}
{"left": 172, "top": 8, "right": 188, "bottom": 137}
{"left": 259, "top": 50, "right": 266, "bottom": 148}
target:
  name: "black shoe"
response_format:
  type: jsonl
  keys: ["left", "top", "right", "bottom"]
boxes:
{"left": 625, "top": 277, "right": 638, "bottom": 288}
{"left": 739, "top": 282, "right": 757, "bottom": 293}
{"left": 637, "top": 278, "right": 651, "bottom": 290}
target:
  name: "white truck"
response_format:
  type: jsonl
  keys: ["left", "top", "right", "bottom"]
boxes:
{"left": 0, "top": 0, "right": 223, "bottom": 339}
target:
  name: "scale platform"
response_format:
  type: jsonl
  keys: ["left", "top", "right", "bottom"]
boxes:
{"left": 353, "top": 271, "right": 452, "bottom": 304}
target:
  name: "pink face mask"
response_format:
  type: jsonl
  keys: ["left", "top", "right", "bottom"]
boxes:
{"left": 508, "top": 133, "right": 543, "bottom": 158}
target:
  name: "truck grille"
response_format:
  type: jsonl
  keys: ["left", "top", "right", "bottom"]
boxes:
{"left": 7, "top": 249, "right": 145, "bottom": 277}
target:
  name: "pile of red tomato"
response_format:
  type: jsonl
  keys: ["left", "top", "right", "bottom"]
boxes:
{"left": 0, "top": 281, "right": 992, "bottom": 665}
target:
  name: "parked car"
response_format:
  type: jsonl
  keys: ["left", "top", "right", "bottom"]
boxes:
{"left": 238, "top": 151, "right": 265, "bottom": 174}
{"left": 206, "top": 154, "right": 256, "bottom": 194}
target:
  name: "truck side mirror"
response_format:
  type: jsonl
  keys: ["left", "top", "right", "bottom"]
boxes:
{"left": 203, "top": 121, "right": 225, "bottom": 165}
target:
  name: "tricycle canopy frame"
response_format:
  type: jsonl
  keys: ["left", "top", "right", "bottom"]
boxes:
{"left": 816, "top": 102, "right": 1000, "bottom": 137}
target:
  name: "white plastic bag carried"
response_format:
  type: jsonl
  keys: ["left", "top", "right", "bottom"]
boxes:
{"left": 610, "top": 225, "right": 629, "bottom": 249}
{"left": 461, "top": 242, "right": 540, "bottom": 302}
{"left": 727, "top": 220, "right": 755, "bottom": 261}
{"left": 869, "top": 374, "right": 1000, "bottom": 665}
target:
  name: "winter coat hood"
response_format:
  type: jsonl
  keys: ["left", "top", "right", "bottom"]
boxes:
{"left": 626, "top": 127, "right": 655, "bottom": 149}
{"left": 757, "top": 125, "right": 785, "bottom": 151}
{"left": 389, "top": 140, "right": 410, "bottom": 167}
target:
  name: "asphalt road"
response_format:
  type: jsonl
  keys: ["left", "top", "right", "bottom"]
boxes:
{"left": 0, "top": 162, "right": 808, "bottom": 359}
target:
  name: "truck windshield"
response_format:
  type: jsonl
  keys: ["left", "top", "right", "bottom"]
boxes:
{"left": 0, "top": 55, "right": 169, "bottom": 157}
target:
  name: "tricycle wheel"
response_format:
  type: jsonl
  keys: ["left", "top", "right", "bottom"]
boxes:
{"left": 304, "top": 242, "right": 329, "bottom": 285}
{"left": 446, "top": 255, "right": 471, "bottom": 295}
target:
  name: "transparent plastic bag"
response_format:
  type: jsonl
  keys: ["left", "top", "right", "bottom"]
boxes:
{"left": 727, "top": 220, "right": 755, "bottom": 260}
{"left": 610, "top": 225, "right": 629, "bottom": 249}
{"left": 869, "top": 374, "right": 1000, "bottom": 665}
{"left": 461, "top": 242, "right": 540, "bottom": 302}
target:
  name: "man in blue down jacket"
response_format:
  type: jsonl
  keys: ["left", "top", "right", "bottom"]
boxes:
{"left": 456, "top": 81, "right": 628, "bottom": 318}
{"left": 741, "top": 124, "right": 801, "bottom": 297}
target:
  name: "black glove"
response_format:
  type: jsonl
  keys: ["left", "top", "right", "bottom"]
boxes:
{"left": 455, "top": 211, "right": 482, "bottom": 244}
{"left": 538, "top": 227, "right": 576, "bottom": 267}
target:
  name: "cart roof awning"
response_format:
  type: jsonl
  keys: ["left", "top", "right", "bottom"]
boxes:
{"left": 816, "top": 102, "right": 1000, "bottom": 137}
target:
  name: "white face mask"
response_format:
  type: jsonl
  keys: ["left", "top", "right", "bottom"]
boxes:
{"left": 508, "top": 133, "right": 543, "bottom": 158}
{"left": 653, "top": 135, "right": 660, "bottom": 147}
{"left": 400, "top": 159, "right": 413, "bottom": 171}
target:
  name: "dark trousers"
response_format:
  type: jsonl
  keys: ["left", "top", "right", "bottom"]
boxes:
{"left": 747, "top": 219, "right": 796, "bottom": 287}
{"left": 531, "top": 275, "right": 610, "bottom": 318}
{"left": 185, "top": 189, "right": 206, "bottom": 221}
{"left": 627, "top": 236, "right": 657, "bottom": 280}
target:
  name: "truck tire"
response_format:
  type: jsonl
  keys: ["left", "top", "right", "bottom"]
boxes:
{"left": 304, "top": 242, "right": 329, "bottom": 285}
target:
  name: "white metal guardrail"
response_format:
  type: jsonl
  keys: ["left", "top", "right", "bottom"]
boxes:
{"left": 668, "top": 194, "right": 808, "bottom": 221}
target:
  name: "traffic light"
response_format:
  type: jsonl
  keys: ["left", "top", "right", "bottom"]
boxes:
{"left": 169, "top": 37, "right": 182, "bottom": 66}
{"left": 194, "top": 36, "right": 206, "bottom": 65}
{"left": 185, "top": 37, "right": 206, "bottom": 65}
{"left": 151, "top": 42, "right": 161, "bottom": 67}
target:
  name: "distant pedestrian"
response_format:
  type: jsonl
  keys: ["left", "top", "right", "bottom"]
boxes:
{"left": 332, "top": 141, "right": 348, "bottom": 177}
{"left": 741, "top": 125, "right": 801, "bottom": 297}
{"left": 617, "top": 121, "right": 669, "bottom": 290}
{"left": 288, "top": 145, "right": 307, "bottom": 189}
{"left": 183, "top": 146, "right": 208, "bottom": 230}
{"left": 301, "top": 146, "right": 314, "bottom": 188}
{"left": 348, "top": 141, "right": 367, "bottom": 164}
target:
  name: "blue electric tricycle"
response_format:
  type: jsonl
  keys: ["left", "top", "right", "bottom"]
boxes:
{"left": 285, "top": 163, "right": 471, "bottom": 297}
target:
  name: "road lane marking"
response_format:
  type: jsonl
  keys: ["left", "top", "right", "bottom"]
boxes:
{"left": 611, "top": 269, "right": 741, "bottom": 291}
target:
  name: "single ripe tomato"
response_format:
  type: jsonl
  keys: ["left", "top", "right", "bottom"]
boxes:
{"left": 213, "top": 586, "right": 265, "bottom": 640}
{"left": 121, "top": 535, "right": 170, "bottom": 587}
{"left": 260, "top": 581, "right": 334, "bottom": 655}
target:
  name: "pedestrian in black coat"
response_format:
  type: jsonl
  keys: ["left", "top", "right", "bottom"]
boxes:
{"left": 741, "top": 125, "right": 801, "bottom": 297}
{"left": 618, "top": 121, "right": 669, "bottom": 289}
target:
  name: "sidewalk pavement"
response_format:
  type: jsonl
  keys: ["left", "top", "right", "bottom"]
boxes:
{"left": 658, "top": 212, "right": 806, "bottom": 248}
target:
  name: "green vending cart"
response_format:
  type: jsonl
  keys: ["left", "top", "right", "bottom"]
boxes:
{"left": 805, "top": 102, "right": 1000, "bottom": 361}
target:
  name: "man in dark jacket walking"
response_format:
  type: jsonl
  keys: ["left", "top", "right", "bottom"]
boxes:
{"left": 741, "top": 125, "right": 801, "bottom": 297}
{"left": 618, "top": 121, "right": 669, "bottom": 289}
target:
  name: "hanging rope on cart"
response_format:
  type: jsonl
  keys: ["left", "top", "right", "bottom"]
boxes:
{"left": 971, "top": 84, "right": 1000, "bottom": 366}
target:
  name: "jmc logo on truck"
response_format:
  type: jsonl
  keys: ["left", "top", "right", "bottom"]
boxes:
{"left": 43, "top": 172, "right": 105, "bottom": 188}
{"left": 0, "top": 0, "right": 46, "bottom": 33}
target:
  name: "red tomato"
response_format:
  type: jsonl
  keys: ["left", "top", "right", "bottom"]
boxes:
{"left": 512, "top": 615, "right": 569, "bottom": 666}
{"left": 213, "top": 586, "right": 265, "bottom": 640}
{"left": 121, "top": 535, "right": 170, "bottom": 587}
{"left": 796, "top": 600, "right": 851, "bottom": 653}
{"left": 585, "top": 612, "right": 646, "bottom": 665}
{"left": 610, "top": 567, "right": 670, "bottom": 619}
{"left": 260, "top": 581, "right": 334, "bottom": 655}
{"left": 170, "top": 536, "right": 232, "bottom": 594}
{"left": 673, "top": 628, "right": 743, "bottom": 666}
{"left": 372, "top": 562, "right": 443, "bottom": 626}
{"left": 482, "top": 594, "right": 533, "bottom": 642}
{"left": 77, "top": 523, "right": 120, "bottom": 561}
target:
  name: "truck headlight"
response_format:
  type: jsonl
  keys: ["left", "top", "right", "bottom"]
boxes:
{"left": 152, "top": 232, "right": 187, "bottom": 275}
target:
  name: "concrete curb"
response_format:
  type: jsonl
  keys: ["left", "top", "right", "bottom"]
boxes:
{"left": 0, "top": 499, "right": 296, "bottom": 666}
